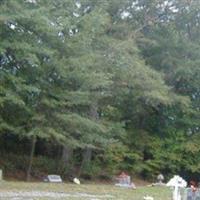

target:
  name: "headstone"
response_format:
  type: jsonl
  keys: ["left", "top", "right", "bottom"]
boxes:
{"left": 151, "top": 173, "right": 165, "bottom": 186}
{"left": 183, "top": 188, "right": 200, "bottom": 200}
{"left": 157, "top": 174, "right": 164, "bottom": 184}
{"left": 115, "top": 172, "right": 136, "bottom": 189}
{"left": 73, "top": 177, "right": 80, "bottom": 185}
{"left": 167, "top": 175, "right": 187, "bottom": 200}
{"left": 118, "top": 172, "right": 131, "bottom": 185}
{"left": 0, "top": 169, "right": 3, "bottom": 181}
{"left": 47, "top": 175, "right": 62, "bottom": 183}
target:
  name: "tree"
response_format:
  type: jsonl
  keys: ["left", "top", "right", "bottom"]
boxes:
{"left": 0, "top": 0, "right": 198, "bottom": 181}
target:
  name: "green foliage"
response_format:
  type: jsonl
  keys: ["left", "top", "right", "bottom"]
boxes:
{"left": 0, "top": 0, "right": 199, "bottom": 181}
{"left": 0, "top": 153, "right": 61, "bottom": 178}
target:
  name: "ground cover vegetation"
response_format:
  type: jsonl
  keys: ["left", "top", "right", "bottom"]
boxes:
{"left": 0, "top": 0, "right": 199, "bottom": 181}
{"left": 0, "top": 182, "right": 171, "bottom": 200}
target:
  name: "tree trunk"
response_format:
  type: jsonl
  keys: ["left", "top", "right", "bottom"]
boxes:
{"left": 82, "top": 147, "right": 92, "bottom": 165}
{"left": 79, "top": 103, "right": 98, "bottom": 176}
{"left": 62, "top": 146, "right": 73, "bottom": 167}
{"left": 79, "top": 147, "right": 92, "bottom": 176}
{"left": 26, "top": 135, "right": 36, "bottom": 181}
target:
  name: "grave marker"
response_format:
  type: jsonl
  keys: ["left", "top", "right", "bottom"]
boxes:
{"left": 47, "top": 175, "right": 62, "bottom": 183}
{"left": 115, "top": 172, "right": 136, "bottom": 189}
{"left": 167, "top": 175, "right": 187, "bottom": 200}
{"left": 0, "top": 169, "right": 3, "bottom": 181}
{"left": 183, "top": 188, "right": 200, "bottom": 200}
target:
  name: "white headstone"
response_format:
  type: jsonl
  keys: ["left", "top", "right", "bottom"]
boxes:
{"left": 0, "top": 169, "right": 2, "bottom": 181}
{"left": 47, "top": 175, "right": 62, "bottom": 183}
{"left": 167, "top": 175, "right": 187, "bottom": 200}
{"left": 157, "top": 174, "right": 164, "bottom": 183}
{"left": 73, "top": 178, "right": 80, "bottom": 185}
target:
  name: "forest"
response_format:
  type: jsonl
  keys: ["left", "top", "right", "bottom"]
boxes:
{"left": 0, "top": 0, "right": 199, "bottom": 182}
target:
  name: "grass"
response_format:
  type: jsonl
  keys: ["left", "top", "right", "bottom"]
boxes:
{"left": 0, "top": 181, "right": 172, "bottom": 200}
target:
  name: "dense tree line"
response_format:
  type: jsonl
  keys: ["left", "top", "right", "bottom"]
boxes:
{"left": 0, "top": 0, "right": 199, "bottom": 181}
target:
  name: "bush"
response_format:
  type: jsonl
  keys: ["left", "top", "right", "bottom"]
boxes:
{"left": 0, "top": 153, "right": 62, "bottom": 180}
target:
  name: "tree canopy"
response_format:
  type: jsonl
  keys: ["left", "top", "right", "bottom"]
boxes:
{"left": 0, "top": 0, "right": 199, "bottom": 181}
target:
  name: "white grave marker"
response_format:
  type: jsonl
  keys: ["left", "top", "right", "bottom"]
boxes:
{"left": 167, "top": 175, "right": 187, "bottom": 200}
{"left": 47, "top": 175, "right": 62, "bottom": 183}
{"left": 0, "top": 169, "right": 2, "bottom": 181}
{"left": 73, "top": 178, "right": 80, "bottom": 185}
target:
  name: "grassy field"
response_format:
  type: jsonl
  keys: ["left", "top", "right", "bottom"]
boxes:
{"left": 0, "top": 181, "right": 172, "bottom": 200}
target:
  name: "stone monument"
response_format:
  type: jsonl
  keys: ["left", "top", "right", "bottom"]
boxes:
{"left": 115, "top": 172, "right": 136, "bottom": 189}
{"left": 183, "top": 188, "right": 200, "bottom": 200}
{"left": 46, "top": 175, "right": 62, "bottom": 183}
{"left": 167, "top": 175, "right": 187, "bottom": 200}
{"left": 0, "top": 169, "right": 2, "bottom": 181}
{"left": 157, "top": 174, "right": 164, "bottom": 184}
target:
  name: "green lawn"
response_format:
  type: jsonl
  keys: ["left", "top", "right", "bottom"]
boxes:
{"left": 0, "top": 181, "right": 172, "bottom": 200}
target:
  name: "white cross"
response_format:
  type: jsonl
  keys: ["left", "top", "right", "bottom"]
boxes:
{"left": 167, "top": 175, "right": 187, "bottom": 200}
